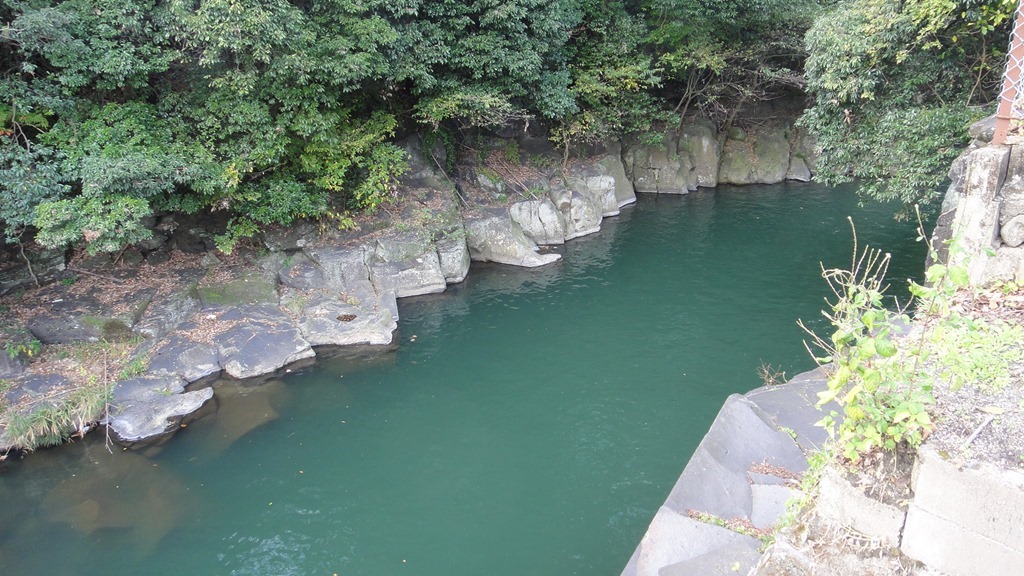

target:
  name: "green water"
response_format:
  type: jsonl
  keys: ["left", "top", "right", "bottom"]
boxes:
{"left": 0, "top": 183, "right": 925, "bottom": 575}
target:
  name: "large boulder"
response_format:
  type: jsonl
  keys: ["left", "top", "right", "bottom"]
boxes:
{"left": 464, "top": 209, "right": 561, "bottom": 267}
{"left": 436, "top": 235, "right": 471, "bottom": 284}
{"left": 679, "top": 119, "right": 721, "bottom": 188}
{"left": 279, "top": 245, "right": 399, "bottom": 346}
{"left": 26, "top": 291, "right": 148, "bottom": 344}
{"left": 624, "top": 134, "right": 695, "bottom": 194}
{"left": 718, "top": 128, "right": 792, "bottom": 185}
{"left": 370, "top": 230, "right": 448, "bottom": 297}
{"left": 134, "top": 284, "right": 203, "bottom": 340}
{"left": 564, "top": 190, "right": 603, "bottom": 240}
{"left": 105, "top": 375, "right": 214, "bottom": 445}
{"left": 0, "top": 245, "right": 67, "bottom": 297}
{"left": 509, "top": 198, "right": 567, "bottom": 245}
{"left": 147, "top": 335, "right": 221, "bottom": 382}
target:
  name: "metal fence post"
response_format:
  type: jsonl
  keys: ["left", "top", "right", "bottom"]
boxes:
{"left": 993, "top": 1, "right": 1024, "bottom": 145}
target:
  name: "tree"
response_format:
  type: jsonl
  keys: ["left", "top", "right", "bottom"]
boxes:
{"left": 800, "top": 0, "right": 1016, "bottom": 216}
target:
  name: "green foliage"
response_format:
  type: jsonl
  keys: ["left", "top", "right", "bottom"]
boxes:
{"left": 806, "top": 241, "right": 935, "bottom": 462}
{"left": 643, "top": 0, "right": 818, "bottom": 121}
{"left": 801, "top": 0, "right": 1014, "bottom": 214}
{"left": 2, "top": 380, "right": 111, "bottom": 450}
{"left": 1, "top": 0, "right": 823, "bottom": 253}
{"left": 1, "top": 323, "right": 40, "bottom": 361}
{"left": 0, "top": 141, "right": 67, "bottom": 242}
{"left": 35, "top": 195, "right": 153, "bottom": 255}
{"left": 805, "top": 216, "right": 1022, "bottom": 464}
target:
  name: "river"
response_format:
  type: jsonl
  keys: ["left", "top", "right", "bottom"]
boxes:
{"left": 0, "top": 182, "right": 925, "bottom": 575}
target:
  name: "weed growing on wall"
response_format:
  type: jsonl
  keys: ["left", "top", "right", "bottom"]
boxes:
{"left": 799, "top": 215, "right": 1021, "bottom": 463}
{"left": 805, "top": 214, "right": 1024, "bottom": 464}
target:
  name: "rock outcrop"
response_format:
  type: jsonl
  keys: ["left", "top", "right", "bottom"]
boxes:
{"left": 623, "top": 115, "right": 816, "bottom": 193}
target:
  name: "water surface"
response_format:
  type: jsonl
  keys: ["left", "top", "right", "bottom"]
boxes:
{"left": 0, "top": 183, "right": 925, "bottom": 575}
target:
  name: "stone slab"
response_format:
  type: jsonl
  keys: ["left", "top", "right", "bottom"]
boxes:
{"left": 744, "top": 369, "right": 832, "bottom": 452}
{"left": 659, "top": 541, "right": 762, "bottom": 576}
{"left": 815, "top": 467, "right": 904, "bottom": 547}
{"left": 635, "top": 507, "right": 760, "bottom": 576}
{"left": 107, "top": 387, "right": 214, "bottom": 444}
{"left": 147, "top": 336, "right": 221, "bottom": 382}
{"left": 664, "top": 395, "right": 806, "bottom": 521}
{"left": 910, "top": 446, "right": 1024, "bottom": 550}
{"left": 750, "top": 484, "right": 795, "bottom": 530}
{"left": 902, "top": 505, "right": 1024, "bottom": 576}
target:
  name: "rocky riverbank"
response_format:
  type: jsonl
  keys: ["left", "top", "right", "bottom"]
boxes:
{"left": 0, "top": 111, "right": 817, "bottom": 455}
{"left": 621, "top": 119, "right": 1024, "bottom": 576}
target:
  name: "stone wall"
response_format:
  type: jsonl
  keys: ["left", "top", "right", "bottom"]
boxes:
{"left": 934, "top": 116, "right": 1024, "bottom": 284}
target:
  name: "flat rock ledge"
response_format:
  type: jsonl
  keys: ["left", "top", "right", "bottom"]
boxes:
{"left": 621, "top": 368, "right": 1024, "bottom": 576}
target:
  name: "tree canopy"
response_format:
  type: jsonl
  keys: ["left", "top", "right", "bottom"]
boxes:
{"left": 1, "top": 0, "right": 1014, "bottom": 254}
{"left": 800, "top": 0, "right": 1016, "bottom": 216}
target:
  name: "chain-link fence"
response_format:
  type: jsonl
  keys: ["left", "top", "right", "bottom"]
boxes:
{"left": 994, "top": 3, "right": 1024, "bottom": 145}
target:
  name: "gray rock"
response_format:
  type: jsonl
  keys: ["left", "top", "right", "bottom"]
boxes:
{"left": 0, "top": 245, "right": 66, "bottom": 297}
{"left": 786, "top": 155, "right": 812, "bottom": 182}
{"left": 719, "top": 129, "right": 791, "bottom": 185}
{"left": 3, "top": 374, "right": 70, "bottom": 406}
{"left": 436, "top": 235, "right": 471, "bottom": 284}
{"left": 664, "top": 395, "right": 807, "bottom": 520}
{"left": 367, "top": 230, "right": 448, "bottom": 297}
{"left": 0, "top": 350, "right": 28, "bottom": 378}
{"left": 374, "top": 230, "right": 433, "bottom": 263}
{"left": 282, "top": 244, "right": 400, "bottom": 345}
{"left": 564, "top": 191, "right": 603, "bottom": 241}
{"left": 197, "top": 268, "right": 278, "bottom": 308}
{"left": 969, "top": 115, "right": 997, "bottom": 143}
{"left": 464, "top": 209, "right": 561, "bottom": 267}
{"left": 750, "top": 483, "right": 795, "bottom": 530}
{"left": 510, "top": 198, "right": 566, "bottom": 245}
{"left": 261, "top": 221, "right": 318, "bottom": 252}
{"left": 600, "top": 140, "right": 638, "bottom": 207}
{"left": 112, "top": 374, "right": 187, "bottom": 403}
{"left": 1001, "top": 214, "right": 1024, "bottom": 247}
{"left": 744, "top": 369, "right": 832, "bottom": 452}
{"left": 635, "top": 507, "right": 760, "bottom": 576}
{"left": 171, "top": 227, "right": 215, "bottom": 253}
{"left": 147, "top": 336, "right": 221, "bottom": 382}
{"left": 370, "top": 255, "right": 447, "bottom": 299}
{"left": 285, "top": 290, "right": 397, "bottom": 346}
{"left": 625, "top": 135, "right": 694, "bottom": 194}
{"left": 816, "top": 467, "right": 905, "bottom": 547}
{"left": 215, "top": 308, "right": 315, "bottom": 379}
{"left": 659, "top": 541, "right": 762, "bottom": 576}
{"left": 399, "top": 135, "right": 448, "bottom": 188}
{"left": 28, "top": 311, "right": 134, "bottom": 344}
{"left": 107, "top": 385, "right": 214, "bottom": 445}
{"left": 680, "top": 119, "right": 721, "bottom": 188}
{"left": 134, "top": 285, "right": 202, "bottom": 340}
